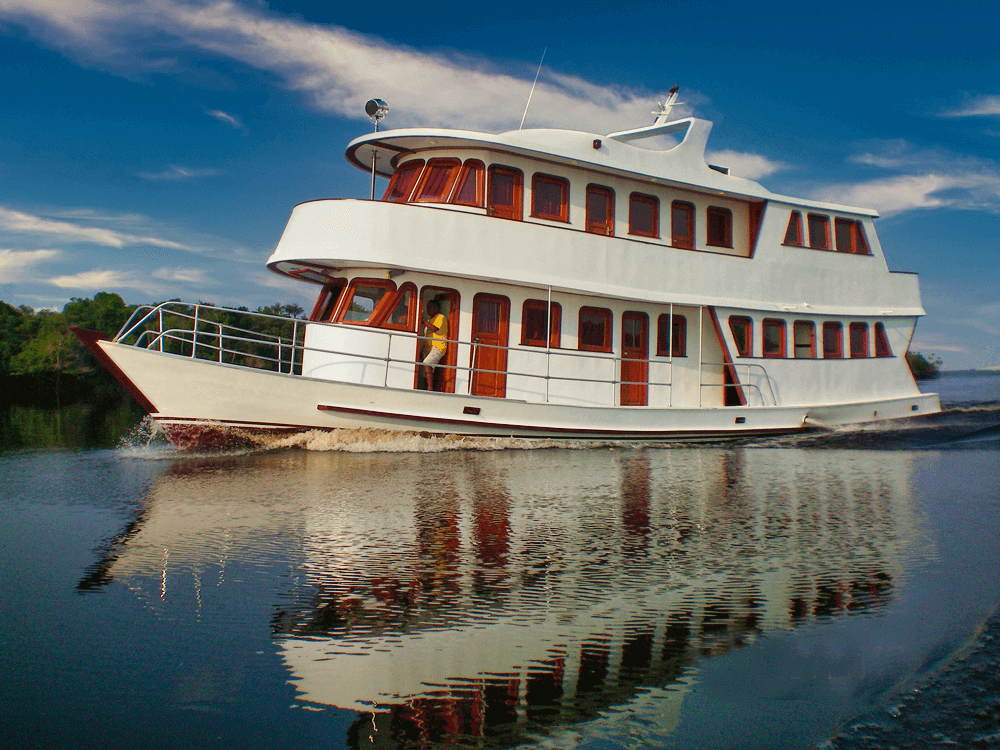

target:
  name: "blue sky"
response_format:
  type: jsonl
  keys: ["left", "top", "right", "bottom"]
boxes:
{"left": 0, "top": 0, "right": 998, "bottom": 369}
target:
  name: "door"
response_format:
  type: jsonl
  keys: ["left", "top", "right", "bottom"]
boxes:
{"left": 487, "top": 166, "right": 523, "bottom": 221}
{"left": 621, "top": 312, "right": 648, "bottom": 406}
{"left": 416, "top": 287, "right": 460, "bottom": 393}
{"left": 471, "top": 294, "right": 510, "bottom": 398}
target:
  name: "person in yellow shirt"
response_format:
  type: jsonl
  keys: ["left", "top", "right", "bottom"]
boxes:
{"left": 421, "top": 300, "right": 448, "bottom": 390}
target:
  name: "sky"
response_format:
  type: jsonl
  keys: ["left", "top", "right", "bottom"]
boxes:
{"left": 0, "top": 0, "right": 998, "bottom": 369}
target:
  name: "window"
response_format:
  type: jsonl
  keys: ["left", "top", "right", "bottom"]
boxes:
{"left": 579, "top": 307, "right": 612, "bottom": 352}
{"left": 531, "top": 174, "right": 569, "bottom": 222}
{"left": 706, "top": 206, "right": 733, "bottom": 248}
{"left": 450, "top": 160, "right": 484, "bottom": 206}
{"left": 521, "top": 300, "right": 561, "bottom": 348}
{"left": 382, "top": 160, "right": 424, "bottom": 202}
{"left": 835, "top": 218, "right": 871, "bottom": 255}
{"left": 629, "top": 193, "right": 659, "bottom": 237}
{"left": 874, "top": 322, "right": 893, "bottom": 357}
{"left": 822, "top": 322, "right": 843, "bottom": 358}
{"left": 729, "top": 316, "right": 753, "bottom": 357}
{"left": 762, "top": 318, "right": 786, "bottom": 358}
{"left": 672, "top": 201, "right": 695, "bottom": 249}
{"left": 783, "top": 211, "right": 804, "bottom": 246}
{"left": 849, "top": 322, "right": 869, "bottom": 358}
{"left": 380, "top": 283, "right": 416, "bottom": 330}
{"left": 808, "top": 214, "right": 831, "bottom": 250}
{"left": 656, "top": 314, "right": 687, "bottom": 357}
{"left": 487, "top": 165, "right": 523, "bottom": 220}
{"left": 310, "top": 280, "right": 347, "bottom": 322}
{"left": 586, "top": 185, "right": 615, "bottom": 235}
{"left": 793, "top": 321, "right": 815, "bottom": 358}
{"left": 413, "top": 158, "right": 461, "bottom": 202}
{"left": 338, "top": 279, "right": 394, "bottom": 325}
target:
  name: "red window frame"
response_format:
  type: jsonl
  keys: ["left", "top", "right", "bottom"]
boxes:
{"left": 487, "top": 165, "right": 523, "bottom": 221}
{"left": 309, "top": 279, "right": 348, "bottom": 322}
{"left": 822, "top": 322, "right": 843, "bottom": 358}
{"left": 793, "top": 320, "right": 816, "bottom": 359}
{"left": 382, "top": 160, "right": 424, "bottom": 203}
{"left": 530, "top": 174, "right": 569, "bottom": 222}
{"left": 729, "top": 316, "right": 753, "bottom": 357}
{"left": 585, "top": 184, "right": 615, "bottom": 235}
{"left": 628, "top": 193, "right": 659, "bottom": 238}
{"left": 706, "top": 206, "right": 733, "bottom": 248}
{"left": 834, "top": 218, "right": 872, "bottom": 255}
{"left": 376, "top": 282, "right": 417, "bottom": 331}
{"left": 450, "top": 159, "right": 485, "bottom": 207}
{"left": 762, "top": 318, "right": 786, "bottom": 358}
{"left": 808, "top": 213, "right": 831, "bottom": 250}
{"left": 849, "top": 322, "right": 869, "bottom": 358}
{"left": 783, "top": 211, "right": 804, "bottom": 246}
{"left": 874, "top": 322, "right": 893, "bottom": 357}
{"left": 521, "top": 299, "right": 561, "bottom": 348}
{"left": 412, "top": 158, "right": 462, "bottom": 203}
{"left": 336, "top": 278, "right": 397, "bottom": 326}
{"left": 656, "top": 314, "right": 687, "bottom": 357}
{"left": 671, "top": 201, "right": 695, "bottom": 249}
{"left": 578, "top": 306, "right": 612, "bottom": 352}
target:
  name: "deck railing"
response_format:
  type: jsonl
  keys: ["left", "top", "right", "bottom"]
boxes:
{"left": 115, "top": 301, "right": 777, "bottom": 407}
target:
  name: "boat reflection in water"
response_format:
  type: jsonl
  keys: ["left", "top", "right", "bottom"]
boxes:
{"left": 95, "top": 442, "right": 929, "bottom": 747}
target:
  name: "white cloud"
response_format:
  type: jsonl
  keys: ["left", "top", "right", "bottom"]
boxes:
{"left": 137, "top": 165, "right": 221, "bottom": 181}
{"left": 0, "top": 248, "right": 60, "bottom": 282}
{"left": 942, "top": 95, "right": 1000, "bottom": 117}
{"left": 705, "top": 149, "right": 788, "bottom": 180}
{"left": 0, "top": 205, "right": 189, "bottom": 249}
{"left": 152, "top": 266, "right": 209, "bottom": 283}
{"left": 48, "top": 269, "right": 146, "bottom": 290}
{"left": 809, "top": 144, "right": 1000, "bottom": 216}
{"left": 0, "top": 0, "right": 686, "bottom": 133}
{"left": 207, "top": 108, "right": 244, "bottom": 130}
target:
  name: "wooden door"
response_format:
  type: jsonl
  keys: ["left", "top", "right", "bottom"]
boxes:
{"left": 621, "top": 312, "right": 648, "bottom": 406}
{"left": 487, "top": 166, "right": 523, "bottom": 221}
{"left": 471, "top": 294, "right": 510, "bottom": 398}
{"left": 416, "top": 287, "right": 460, "bottom": 393}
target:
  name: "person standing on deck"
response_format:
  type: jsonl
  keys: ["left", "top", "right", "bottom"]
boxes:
{"left": 421, "top": 300, "right": 448, "bottom": 390}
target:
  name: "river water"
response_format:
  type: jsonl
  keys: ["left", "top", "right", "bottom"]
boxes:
{"left": 1, "top": 373, "right": 999, "bottom": 749}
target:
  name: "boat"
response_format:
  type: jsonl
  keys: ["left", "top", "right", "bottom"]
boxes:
{"left": 75, "top": 89, "right": 941, "bottom": 449}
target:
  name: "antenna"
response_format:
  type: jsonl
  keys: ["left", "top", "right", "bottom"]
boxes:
{"left": 365, "top": 99, "right": 388, "bottom": 200}
{"left": 652, "top": 85, "right": 683, "bottom": 125}
{"left": 519, "top": 48, "right": 547, "bottom": 130}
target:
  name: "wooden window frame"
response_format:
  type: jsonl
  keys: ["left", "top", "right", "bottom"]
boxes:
{"left": 729, "top": 316, "right": 753, "bottom": 358}
{"left": 336, "top": 278, "right": 396, "bottom": 326}
{"left": 521, "top": 299, "right": 561, "bottom": 348}
{"left": 450, "top": 159, "right": 485, "bottom": 207}
{"left": 822, "top": 321, "right": 843, "bottom": 359}
{"left": 762, "top": 318, "right": 787, "bottom": 358}
{"left": 382, "top": 160, "right": 424, "bottom": 203}
{"left": 412, "top": 158, "right": 462, "bottom": 203}
{"left": 874, "top": 322, "right": 893, "bottom": 358}
{"left": 530, "top": 173, "right": 570, "bottom": 222}
{"left": 309, "top": 279, "right": 348, "bottom": 322}
{"left": 808, "top": 213, "right": 831, "bottom": 250}
{"left": 834, "top": 218, "right": 872, "bottom": 255}
{"left": 578, "top": 306, "right": 612, "bottom": 352}
{"left": 585, "top": 184, "right": 615, "bottom": 236}
{"left": 793, "top": 320, "right": 816, "bottom": 359}
{"left": 656, "top": 313, "right": 687, "bottom": 357}
{"left": 849, "top": 322, "right": 870, "bottom": 358}
{"left": 487, "top": 165, "right": 524, "bottom": 221}
{"left": 628, "top": 193, "right": 659, "bottom": 238}
{"left": 783, "top": 211, "right": 804, "bottom": 246}
{"left": 375, "top": 282, "right": 418, "bottom": 331}
{"left": 671, "top": 200, "right": 696, "bottom": 249}
{"left": 706, "top": 206, "right": 733, "bottom": 248}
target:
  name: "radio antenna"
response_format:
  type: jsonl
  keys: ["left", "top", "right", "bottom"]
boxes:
{"left": 519, "top": 48, "right": 547, "bottom": 130}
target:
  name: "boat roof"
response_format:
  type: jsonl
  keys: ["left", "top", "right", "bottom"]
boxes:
{"left": 346, "top": 117, "right": 879, "bottom": 218}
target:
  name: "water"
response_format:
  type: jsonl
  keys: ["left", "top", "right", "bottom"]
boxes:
{"left": 1, "top": 373, "right": 998, "bottom": 749}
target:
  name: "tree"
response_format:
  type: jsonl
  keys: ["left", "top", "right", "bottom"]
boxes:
{"left": 906, "top": 351, "right": 941, "bottom": 380}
